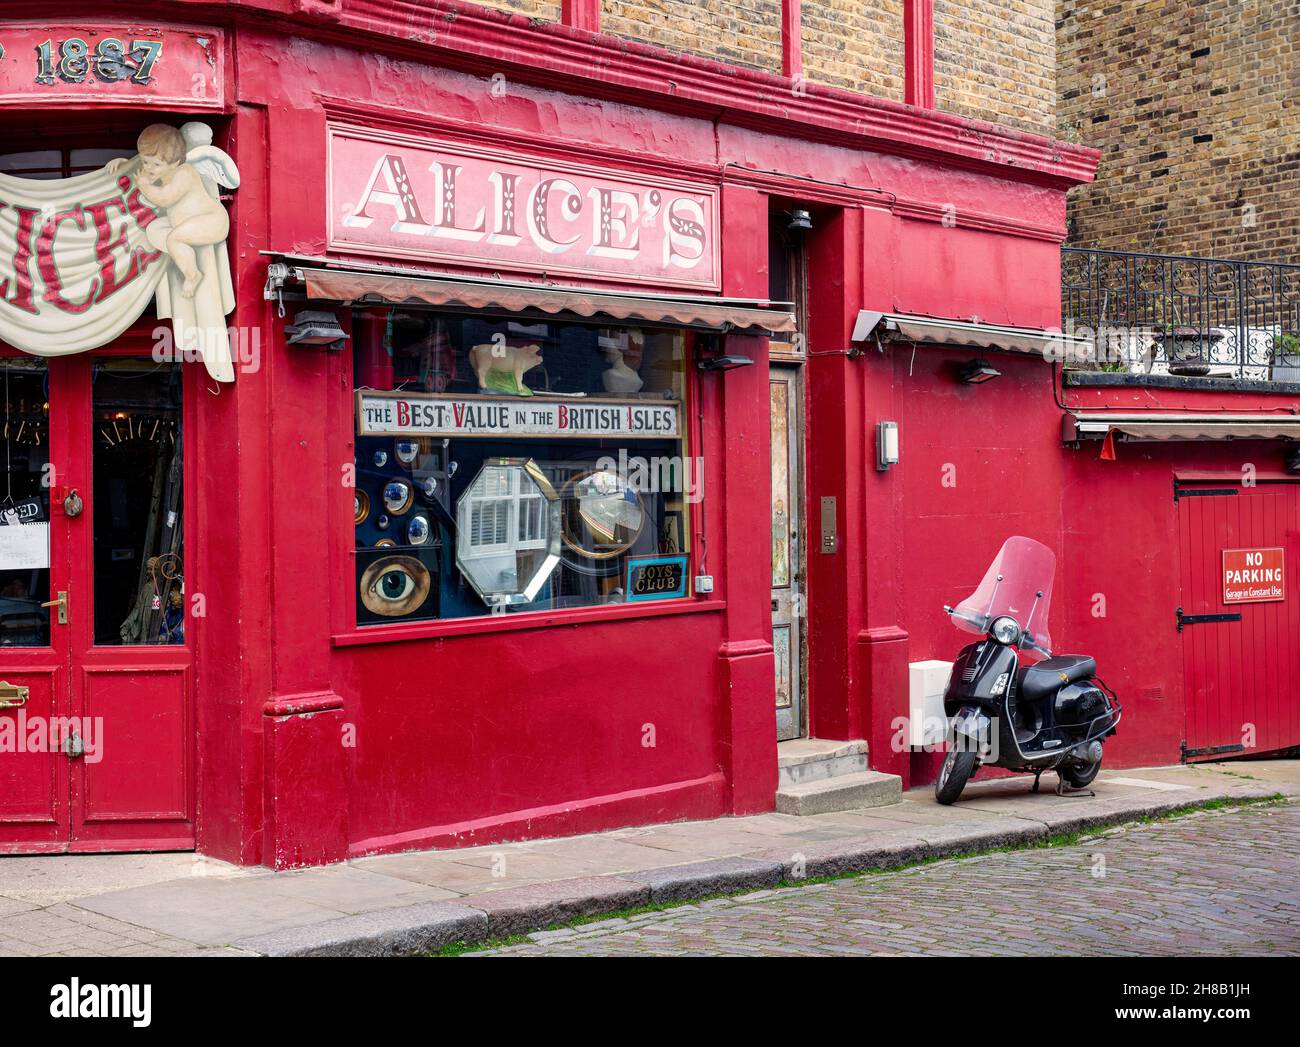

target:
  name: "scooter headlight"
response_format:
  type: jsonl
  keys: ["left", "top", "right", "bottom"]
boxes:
{"left": 990, "top": 616, "right": 1021, "bottom": 645}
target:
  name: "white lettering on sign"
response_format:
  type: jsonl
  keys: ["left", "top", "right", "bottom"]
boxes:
{"left": 328, "top": 124, "right": 720, "bottom": 290}
{"left": 1222, "top": 547, "right": 1286, "bottom": 604}
{"left": 357, "top": 392, "right": 680, "bottom": 440}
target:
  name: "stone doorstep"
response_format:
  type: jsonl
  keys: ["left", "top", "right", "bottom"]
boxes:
{"left": 775, "top": 770, "right": 904, "bottom": 816}
{"left": 227, "top": 783, "right": 1286, "bottom": 957}
{"left": 777, "top": 739, "right": 871, "bottom": 788}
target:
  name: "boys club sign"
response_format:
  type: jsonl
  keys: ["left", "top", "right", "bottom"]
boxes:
{"left": 0, "top": 122, "right": 239, "bottom": 381}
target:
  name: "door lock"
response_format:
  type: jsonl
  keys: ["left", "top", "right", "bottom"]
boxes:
{"left": 64, "top": 732, "right": 84, "bottom": 759}
{"left": 41, "top": 590, "right": 68, "bottom": 625}
{"left": 0, "top": 681, "right": 29, "bottom": 708}
{"left": 63, "top": 489, "right": 83, "bottom": 518}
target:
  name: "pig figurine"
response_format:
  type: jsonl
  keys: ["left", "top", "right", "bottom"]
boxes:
{"left": 469, "top": 342, "right": 543, "bottom": 397}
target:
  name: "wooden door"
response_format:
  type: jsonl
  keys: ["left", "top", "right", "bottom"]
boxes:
{"left": 0, "top": 350, "right": 194, "bottom": 853}
{"left": 1177, "top": 481, "right": 1300, "bottom": 760}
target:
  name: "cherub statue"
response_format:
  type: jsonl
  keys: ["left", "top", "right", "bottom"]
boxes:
{"left": 104, "top": 123, "right": 240, "bottom": 383}
{"left": 107, "top": 123, "right": 240, "bottom": 298}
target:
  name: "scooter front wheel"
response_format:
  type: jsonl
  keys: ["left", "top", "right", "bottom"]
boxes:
{"left": 935, "top": 748, "right": 978, "bottom": 805}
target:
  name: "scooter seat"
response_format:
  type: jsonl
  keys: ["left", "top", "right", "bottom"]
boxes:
{"left": 1017, "top": 654, "right": 1097, "bottom": 704}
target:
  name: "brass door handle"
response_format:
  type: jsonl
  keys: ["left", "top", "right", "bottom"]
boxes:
{"left": 41, "top": 590, "right": 68, "bottom": 625}
{"left": 0, "top": 681, "right": 29, "bottom": 708}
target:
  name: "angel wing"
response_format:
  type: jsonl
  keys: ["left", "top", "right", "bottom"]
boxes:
{"left": 185, "top": 146, "right": 241, "bottom": 199}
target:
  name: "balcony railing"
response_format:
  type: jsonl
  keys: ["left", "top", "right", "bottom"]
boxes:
{"left": 1061, "top": 248, "right": 1300, "bottom": 383}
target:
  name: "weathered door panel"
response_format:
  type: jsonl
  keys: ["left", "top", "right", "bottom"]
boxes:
{"left": 771, "top": 366, "right": 804, "bottom": 740}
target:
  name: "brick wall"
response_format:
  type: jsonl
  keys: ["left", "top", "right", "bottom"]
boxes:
{"left": 1058, "top": 0, "right": 1300, "bottom": 261}
{"left": 801, "top": 0, "right": 904, "bottom": 101}
{"left": 601, "top": 0, "right": 782, "bottom": 73}
{"left": 459, "top": 1, "right": 1060, "bottom": 136}
{"left": 934, "top": 0, "right": 1058, "bottom": 133}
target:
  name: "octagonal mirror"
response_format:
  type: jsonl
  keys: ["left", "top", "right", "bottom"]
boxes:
{"left": 455, "top": 457, "right": 561, "bottom": 608}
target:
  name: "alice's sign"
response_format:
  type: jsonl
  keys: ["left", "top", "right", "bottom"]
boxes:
{"left": 1222, "top": 547, "right": 1285, "bottom": 604}
{"left": 328, "top": 124, "right": 720, "bottom": 291}
{"left": 0, "top": 122, "right": 239, "bottom": 381}
{"left": 357, "top": 391, "right": 681, "bottom": 440}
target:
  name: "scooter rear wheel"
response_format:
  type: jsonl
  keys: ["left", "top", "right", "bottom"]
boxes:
{"left": 1059, "top": 757, "right": 1102, "bottom": 789}
{"left": 935, "top": 748, "right": 978, "bottom": 805}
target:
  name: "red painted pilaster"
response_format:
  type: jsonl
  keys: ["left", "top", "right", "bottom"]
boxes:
{"left": 715, "top": 183, "right": 777, "bottom": 815}
{"left": 562, "top": 0, "right": 601, "bottom": 33}
{"left": 858, "top": 206, "right": 911, "bottom": 784}
{"left": 904, "top": 0, "right": 936, "bottom": 110}
{"left": 782, "top": 0, "right": 803, "bottom": 80}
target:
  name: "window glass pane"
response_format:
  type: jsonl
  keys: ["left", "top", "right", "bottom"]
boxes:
{"left": 0, "top": 150, "right": 60, "bottom": 172}
{"left": 69, "top": 148, "right": 133, "bottom": 172}
{"left": 0, "top": 360, "right": 50, "bottom": 647}
{"left": 92, "top": 359, "right": 184, "bottom": 645}
{"left": 353, "top": 311, "right": 693, "bottom": 623}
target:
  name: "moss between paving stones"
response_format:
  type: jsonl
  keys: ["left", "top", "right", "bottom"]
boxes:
{"left": 426, "top": 794, "right": 1288, "bottom": 956}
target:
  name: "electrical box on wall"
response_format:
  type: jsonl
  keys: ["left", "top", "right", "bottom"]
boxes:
{"left": 908, "top": 660, "right": 952, "bottom": 747}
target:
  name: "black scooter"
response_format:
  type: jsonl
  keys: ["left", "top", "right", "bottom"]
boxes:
{"left": 935, "top": 537, "right": 1121, "bottom": 805}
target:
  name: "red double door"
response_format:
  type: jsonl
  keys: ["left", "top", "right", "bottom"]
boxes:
{"left": 0, "top": 348, "right": 193, "bottom": 853}
{"left": 1178, "top": 480, "right": 1300, "bottom": 761}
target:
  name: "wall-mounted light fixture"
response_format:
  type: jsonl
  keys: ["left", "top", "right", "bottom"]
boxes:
{"left": 285, "top": 309, "right": 350, "bottom": 349}
{"left": 877, "top": 421, "right": 900, "bottom": 471}
{"left": 959, "top": 358, "right": 1001, "bottom": 384}
{"left": 787, "top": 208, "right": 812, "bottom": 233}
{"left": 697, "top": 354, "right": 754, "bottom": 373}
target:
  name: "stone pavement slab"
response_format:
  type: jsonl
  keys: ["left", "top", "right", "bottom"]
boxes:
{"left": 623, "top": 857, "right": 785, "bottom": 902}
{"left": 1, "top": 759, "right": 1295, "bottom": 956}
{"left": 466, "top": 875, "right": 650, "bottom": 936}
{"left": 234, "top": 901, "right": 488, "bottom": 957}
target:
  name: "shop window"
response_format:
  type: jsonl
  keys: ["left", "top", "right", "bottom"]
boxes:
{"left": 352, "top": 310, "right": 696, "bottom": 625}
{"left": 0, "top": 146, "right": 133, "bottom": 180}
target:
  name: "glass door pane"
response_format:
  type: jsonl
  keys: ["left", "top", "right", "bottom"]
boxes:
{"left": 0, "top": 359, "right": 50, "bottom": 647}
{"left": 91, "top": 359, "right": 183, "bottom": 646}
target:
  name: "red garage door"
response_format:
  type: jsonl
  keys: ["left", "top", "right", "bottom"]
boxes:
{"left": 1177, "top": 481, "right": 1300, "bottom": 760}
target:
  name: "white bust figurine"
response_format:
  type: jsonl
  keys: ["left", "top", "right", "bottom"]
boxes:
{"left": 601, "top": 346, "right": 644, "bottom": 393}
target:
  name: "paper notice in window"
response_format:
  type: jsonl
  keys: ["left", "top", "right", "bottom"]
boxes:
{"left": 0, "top": 522, "right": 49, "bottom": 570}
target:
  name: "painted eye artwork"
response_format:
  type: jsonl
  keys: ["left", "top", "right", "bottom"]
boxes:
{"left": 359, "top": 555, "right": 432, "bottom": 617}
{"left": 384, "top": 480, "right": 414, "bottom": 514}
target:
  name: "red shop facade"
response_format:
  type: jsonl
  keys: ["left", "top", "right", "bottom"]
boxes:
{"left": 1, "top": 4, "right": 1294, "bottom": 868}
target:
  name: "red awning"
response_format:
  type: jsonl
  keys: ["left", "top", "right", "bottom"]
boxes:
{"left": 267, "top": 257, "right": 795, "bottom": 335}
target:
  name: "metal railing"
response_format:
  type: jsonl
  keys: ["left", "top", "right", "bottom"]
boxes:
{"left": 1061, "top": 247, "right": 1300, "bottom": 382}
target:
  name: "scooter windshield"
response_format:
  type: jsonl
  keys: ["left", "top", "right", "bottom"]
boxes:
{"left": 949, "top": 536, "right": 1055, "bottom": 660}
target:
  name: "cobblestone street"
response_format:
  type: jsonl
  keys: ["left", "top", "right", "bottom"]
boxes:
{"left": 477, "top": 803, "right": 1300, "bottom": 957}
